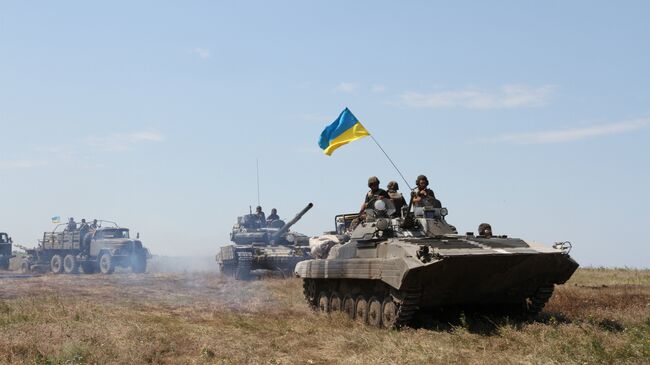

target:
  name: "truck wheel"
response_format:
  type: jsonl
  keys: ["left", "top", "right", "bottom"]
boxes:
{"left": 99, "top": 253, "right": 115, "bottom": 274}
{"left": 20, "top": 261, "right": 31, "bottom": 274}
{"left": 63, "top": 254, "right": 79, "bottom": 274}
{"left": 50, "top": 254, "right": 64, "bottom": 274}
{"left": 131, "top": 254, "right": 147, "bottom": 273}
{"left": 81, "top": 262, "right": 96, "bottom": 274}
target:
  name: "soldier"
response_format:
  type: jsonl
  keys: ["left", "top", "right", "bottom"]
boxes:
{"left": 478, "top": 223, "right": 493, "bottom": 238}
{"left": 411, "top": 175, "right": 442, "bottom": 208}
{"left": 387, "top": 181, "right": 407, "bottom": 216}
{"left": 361, "top": 176, "right": 389, "bottom": 212}
{"left": 79, "top": 219, "right": 91, "bottom": 255}
{"left": 90, "top": 219, "right": 99, "bottom": 230}
{"left": 267, "top": 208, "right": 280, "bottom": 222}
{"left": 66, "top": 217, "right": 77, "bottom": 231}
{"left": 255, "top": 206, "right": 266, "bottom": 227}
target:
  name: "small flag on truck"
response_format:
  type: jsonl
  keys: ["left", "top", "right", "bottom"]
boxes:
{"left": 51, "top": 216, "right": 60, "bottom": 224}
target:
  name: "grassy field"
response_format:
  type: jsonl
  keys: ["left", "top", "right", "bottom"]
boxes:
{"left": 0, "top": 267, "right": 648, "bottom": 364}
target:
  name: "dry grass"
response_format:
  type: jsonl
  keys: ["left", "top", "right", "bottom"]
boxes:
{"left": 0, "top": 267, "right": 648, "bottom": 364}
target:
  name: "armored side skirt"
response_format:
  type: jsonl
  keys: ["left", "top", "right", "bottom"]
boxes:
{"left": 296, "top": 252, "right": 578, "bottom": 307}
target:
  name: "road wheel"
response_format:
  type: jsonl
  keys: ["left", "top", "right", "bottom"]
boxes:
{"left": 131, "top": 254, "right": 147, "bottom": 273}
{"left": 367, "top": 297, "right": 382, "bottom": 327}
{"left": 63, "top": 254, "right": 79, "bottom": 274}
{"left": 235, "top": 260, "right": 252, "bottom": 281}
{"left": 81, "top": 262, "right": 96, "bottom": 274}
{"left": 343, "top": 296, "right": 355, "bottom": 320}
{"left": 381, "top": 297, "right": 397, "bottom": 329}
{"left": 50, "top": 254, "right": 64, "bottom": 274}
{"left": 318, "top": 292, "right": 330, "bottom": 312}
{"left": 99, "top": 253, "right": 115, "bottom": 274}
{"left": 20, "top": 261, "right": 31, "bottom": 274}
{"left": 329, "top": 292, "right": 342, "bottom": 312}
{"left": 355, "top": 295, "right": 369, "bottom": 323}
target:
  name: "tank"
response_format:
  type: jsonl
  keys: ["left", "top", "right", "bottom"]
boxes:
{"left": 0, "top": 232, "right": 14, "bottom": 270}
{"left": 217, "top": 203, "right": 314, "bottom": 280}
{"left": 296, "top": 198, "right": 579, "bottom": 329}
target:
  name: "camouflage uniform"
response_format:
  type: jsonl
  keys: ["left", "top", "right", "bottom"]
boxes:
{"left": 411, "top": 175, "right": 441, "bottom": 208}
{"left": 387, "top": 181, "right": 406, "bottom": 215}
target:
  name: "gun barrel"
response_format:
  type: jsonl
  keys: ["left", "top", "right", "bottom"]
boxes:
{"left": 272, "top": 203, "right": 314, "bottom": 239}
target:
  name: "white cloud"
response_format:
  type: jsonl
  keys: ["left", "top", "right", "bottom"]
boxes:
{"left": 0, "top": 160, "right": 47, "bottom": 169}
{"left": 400, "top": 85, "right": 555, "bottom": 109}
{"left": 335, "top": 82, "right": 358, "bottom": 93}
{"left": 192, "top": 47, "right": 211, "bottom": 59}
{"left": 86, "top": 131, "right": 165, "bottom": 151}
{"left": 480, "top": 118, "right": 650, "bottom": 144}
{"left": 371, "top": 84, "right": 387, "bottom": 93}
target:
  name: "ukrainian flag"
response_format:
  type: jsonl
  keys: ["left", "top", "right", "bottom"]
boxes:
{"left": 318, "top": 108, "right": 370, "bottom": 155}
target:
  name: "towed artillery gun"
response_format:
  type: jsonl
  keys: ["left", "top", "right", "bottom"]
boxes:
{"left": 0, "top": 232, "right": 14, "bottom": 270}
{"left": 21, "top": 221, "right": 150, "bottom": 274}
{"left": 217, "top": 203, "right": 314, "bottom": 280}
{"left": 297, "top": 197, "right": 578, "bottom": 329}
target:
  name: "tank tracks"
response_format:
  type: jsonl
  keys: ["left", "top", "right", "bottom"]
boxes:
{"left": 526, "top": 285, "right": 554, "bottom": 316}
{"left": 302, "top": 278, "right": 421, "bottom": 329}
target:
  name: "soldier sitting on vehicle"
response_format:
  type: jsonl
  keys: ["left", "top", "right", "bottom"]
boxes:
{"left": 411, "top": 175, "right": 441, "bottom": 208}
{"left": 90, "top": 219, "right": 99, "bottom": 229}
{"left": 349, "top": 176, "right": 390, "bottom": 230}
{"left": 267, "top": 208, "right": 280, "bottom": 222}
{"left": 65, "top": 217, "right": 77, "bottom": 231}
{"left": 478, "top": 223, "right": 493, "bottom": 238}
{"left": 387, "top": 181, "right": 407, "bottom": 217}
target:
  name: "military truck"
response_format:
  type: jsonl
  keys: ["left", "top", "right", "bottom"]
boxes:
{"left": 217, "top": 203, "right": 314, "bottom": 279}
{"left": 0, "top": 232, "right": 14, "bottom": 270}
{"left": 297, "top": 196, "right": 578, "bottom": 329}
{"left": 21, "top": 221, "right": 150, "bottom": 274}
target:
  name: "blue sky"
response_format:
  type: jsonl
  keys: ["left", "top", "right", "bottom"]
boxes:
{"left": 1, "top": 1, "right": 648, "bottom": 267}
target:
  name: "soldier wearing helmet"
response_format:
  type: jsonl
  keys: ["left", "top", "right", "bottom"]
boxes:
{"left": 349, "top": 176, "right": 390, "bottom": 230}
{"left": 387, "top": 180, "right": 406, "bottom": 216}
{"left": 362, "top": 176, "right": 389, "bottom": 211}
{"left": 255, "top": 206, "right": 266, "bottom": 227}
{"left": 411, "top": 175, "right": 441, "bottom": 208}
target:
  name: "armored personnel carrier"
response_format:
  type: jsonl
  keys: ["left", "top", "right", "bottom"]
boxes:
{"left": 217, "top": 203, "right": 314, "bottom": 280}
{"left": 21, "top": 221, "right": 150, "bottom": 274}
{"left": 0, "top": 232, "right": 14, "bottom": 270}
{"left": 296, "top": 198, "right": 578, "bottom": 328}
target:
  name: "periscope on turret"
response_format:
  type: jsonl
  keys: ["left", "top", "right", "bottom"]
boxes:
{"left": 296, "top": 185, "right": 578, "bottom": 329}
{"left": 216, "top": 203, "right": 314, "bottom": 280}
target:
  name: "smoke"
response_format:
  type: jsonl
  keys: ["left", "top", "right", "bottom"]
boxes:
{"left": 146, "top": 255, "right": 218, "bottom": 273}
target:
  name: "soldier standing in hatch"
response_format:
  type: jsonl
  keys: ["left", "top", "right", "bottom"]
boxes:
{"left": 411, "top": 175, "right": 442, "bottom": 208}
{"left": 255, "top": 206, "right": 266, "bottom": 227}
{"left": 267, "top": 208, "right": 280, "bottom": 222}
{"left": 387, "top": 181, "right": 407, "bottom": 216}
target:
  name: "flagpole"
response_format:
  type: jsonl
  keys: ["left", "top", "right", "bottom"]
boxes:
{"left": 369, "top": 134, "right": 412, "bottom": 191}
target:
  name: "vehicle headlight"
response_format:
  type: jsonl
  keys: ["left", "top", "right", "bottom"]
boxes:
{"left": 374, "top": 200, "right": 387, "bottom": 211}
{"left": 440, "top": 208, "right": 448, "bottom": 217}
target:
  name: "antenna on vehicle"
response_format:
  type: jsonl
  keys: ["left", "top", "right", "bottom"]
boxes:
{"left": 256, "top": 158, "right": 261, "bottom": 206}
